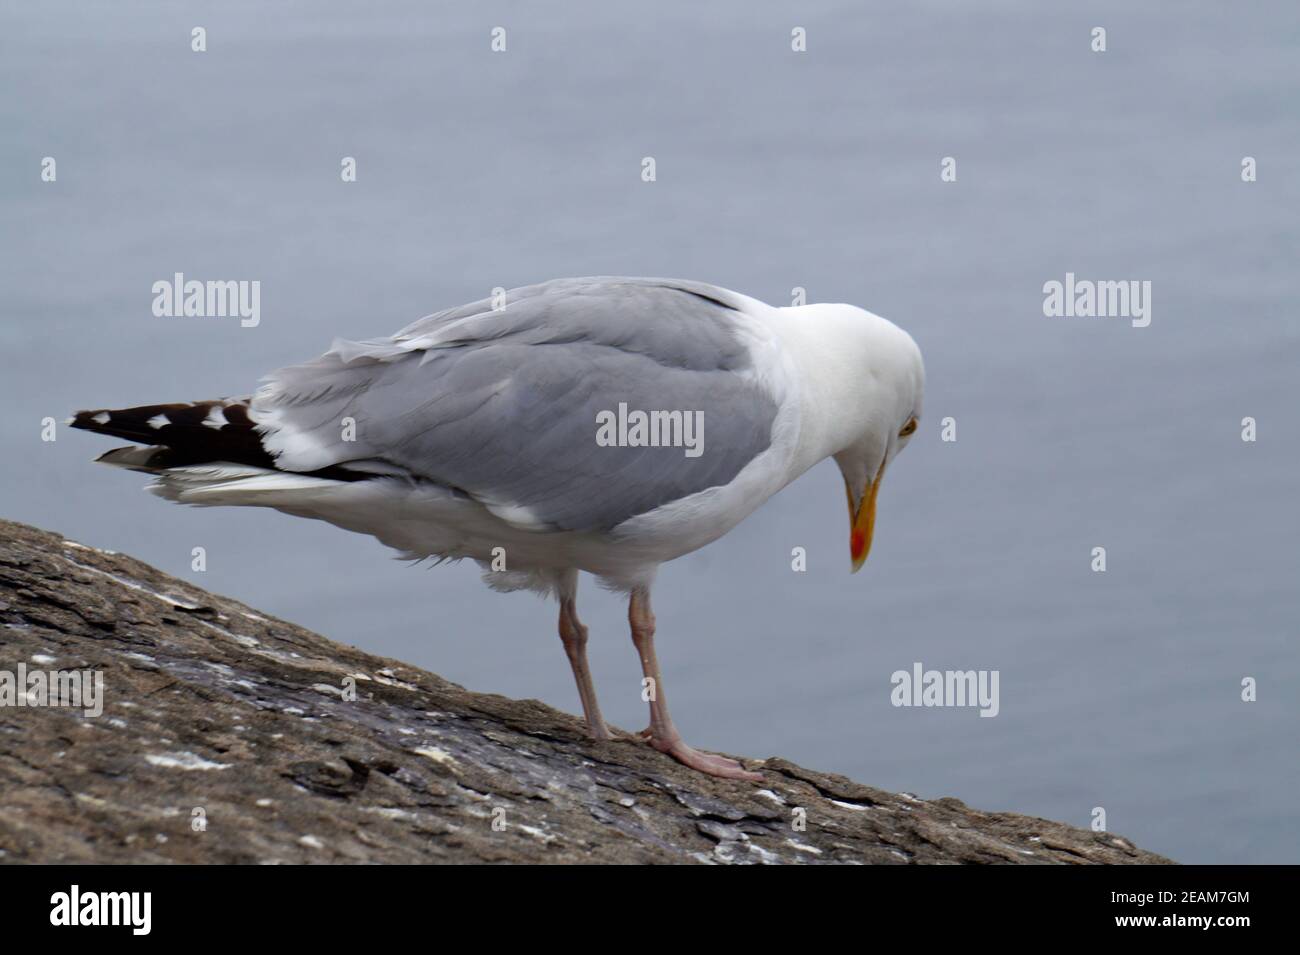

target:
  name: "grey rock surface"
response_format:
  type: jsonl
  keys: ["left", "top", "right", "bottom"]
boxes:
{"left": 0, "top": 518, "right": 1173, "bottom": 864}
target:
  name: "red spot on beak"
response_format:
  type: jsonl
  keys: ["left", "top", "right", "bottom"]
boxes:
{"left": 850, "top": 528, "right": 867, "bottom": 561}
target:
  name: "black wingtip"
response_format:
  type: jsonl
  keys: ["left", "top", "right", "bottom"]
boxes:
{"left": 67, "top": 399, "right": 279, "bottom": 470}
{"left": 69, "top": 410, "right": 109, "bottom": 432}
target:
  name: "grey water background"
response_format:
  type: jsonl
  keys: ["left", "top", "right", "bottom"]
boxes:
{"left": 2, "top": 2, "right": 1296, "bottom": 863}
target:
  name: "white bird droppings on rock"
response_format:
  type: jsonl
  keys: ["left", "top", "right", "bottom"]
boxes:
{"left": 831, "top": 799, "right": 872, "bottom": 812}
{"left": 786, "top": 839, "right": 823, "bottom": 855}
{"left": 145, "top": 751, "right": 232, "bottom": 771}
{"left": 413, "top": 746, "right": 456, "bottom": 766}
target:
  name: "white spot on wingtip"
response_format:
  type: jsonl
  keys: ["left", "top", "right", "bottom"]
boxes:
{"left": 147, "top": 414, "right": 169, "bottom": 429}
{"left": 92, "top": 412, "right": 110, "bottom": 425}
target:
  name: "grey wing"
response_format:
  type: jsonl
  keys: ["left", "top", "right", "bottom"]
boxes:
{"left": 252, "top": 278, "right": 781, "bottom": 532}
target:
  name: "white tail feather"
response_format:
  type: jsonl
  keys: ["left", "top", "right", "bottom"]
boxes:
{"left": 146, "top": 465, "right": 346, "bottom": 506}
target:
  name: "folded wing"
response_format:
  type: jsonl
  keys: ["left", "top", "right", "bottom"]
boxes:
{"left": 253, "top": 277, "right": 783, "bottom": 532}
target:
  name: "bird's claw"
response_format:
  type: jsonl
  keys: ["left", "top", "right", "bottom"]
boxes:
{"left": 650, "top": 736, "right": 763, "bottom": 782}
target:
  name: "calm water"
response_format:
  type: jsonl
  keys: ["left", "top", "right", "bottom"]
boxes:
{"left": 3, "top": 2, "right": 1297, "bottom": 863}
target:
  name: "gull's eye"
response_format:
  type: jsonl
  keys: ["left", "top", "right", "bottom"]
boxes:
{"left": 898, "top": 417, "right": 918, "bottom": 438}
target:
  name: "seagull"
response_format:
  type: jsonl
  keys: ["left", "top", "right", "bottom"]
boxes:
{"left": 71, "top": 277, "right": 924, "bottom": 781}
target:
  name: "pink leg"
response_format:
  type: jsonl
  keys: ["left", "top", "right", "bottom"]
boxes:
{"left": 628, "top": 587, "right": 761, "bottom": 781}
{"left": 558, "top": 594, "right": 610, "bottom": 741}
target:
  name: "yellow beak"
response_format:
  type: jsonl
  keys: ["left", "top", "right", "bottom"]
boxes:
{"left": 846, "top": 461, "right": 886, "bottom": 573}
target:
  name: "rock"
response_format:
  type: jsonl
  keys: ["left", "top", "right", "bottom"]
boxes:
{"left": 0, "top": 518, "right": 1173, "bottom": 864}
